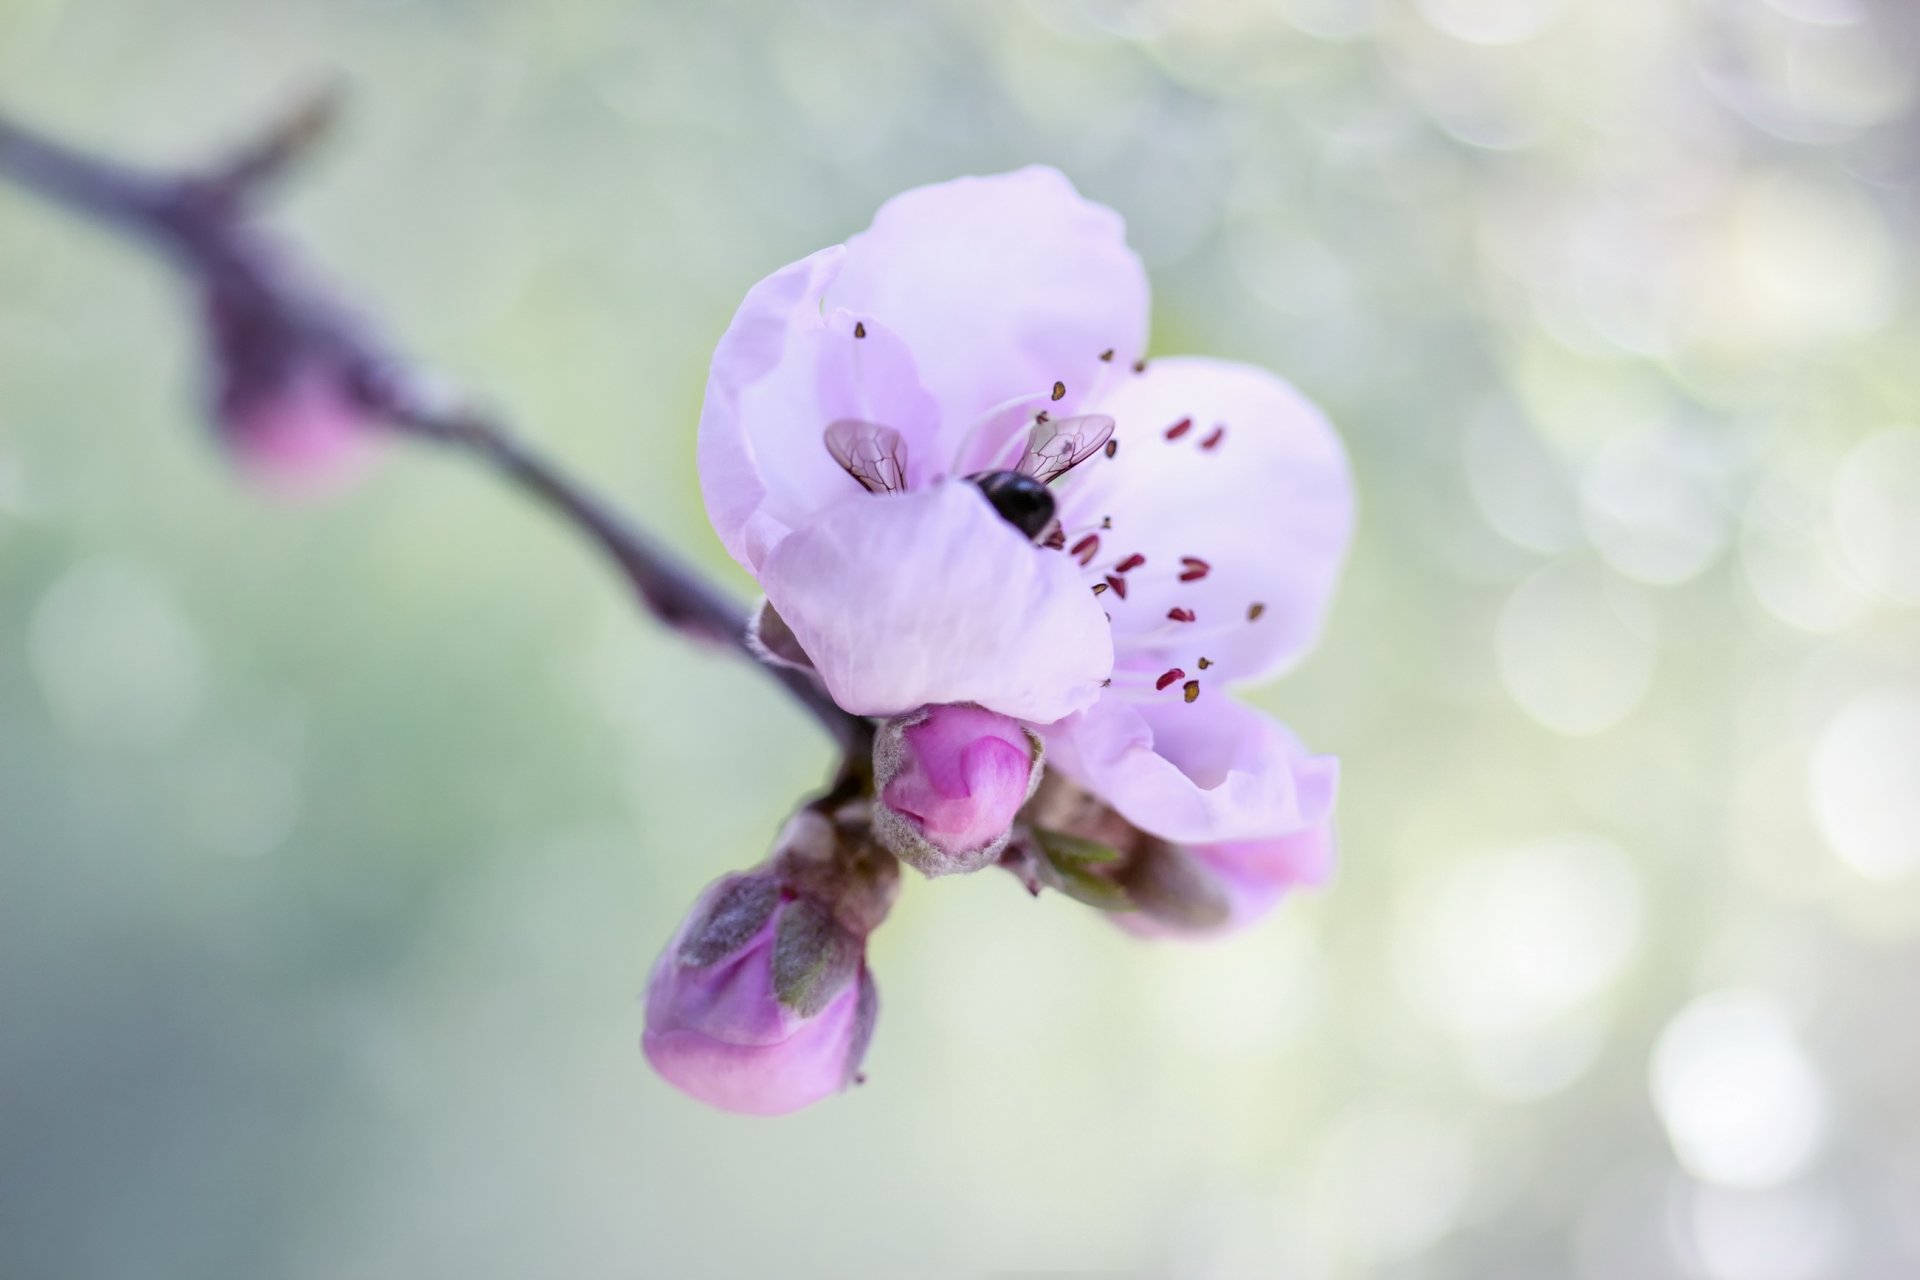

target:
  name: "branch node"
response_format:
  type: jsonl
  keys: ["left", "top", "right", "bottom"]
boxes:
{"left": 202, "top": 80, "right": 347, "bottom": 203}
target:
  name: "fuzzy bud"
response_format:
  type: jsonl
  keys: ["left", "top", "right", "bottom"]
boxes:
{"left": 872, "top": 703, "right": 1042, "bottom": 877}
{"left": 204, "top": 283, "right": 373, "bottom": 495}
{"left": 642, "top": 811, "right": 897, "bottom": 1115}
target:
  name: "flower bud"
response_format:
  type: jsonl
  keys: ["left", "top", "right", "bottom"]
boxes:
{"left": 1022, "top": 772, "right": 1335, "bottom": 937}
{"left": 642, "top": 812, "right": 896, "bottom": 1115}
{"left": 220, "top": 365, "right": 373, "bottom": 494}
{"left": 1115, "top": 825, "right": 1335, "bottom": 938}
{"left": 204, "top": 285, "right": 373, "bottom": 495}
{"left": 872, "top": 703, "right": 1042, "bottom": 877}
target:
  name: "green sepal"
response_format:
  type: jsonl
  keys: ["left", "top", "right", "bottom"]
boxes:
{"left": 1030, "top": 828, "right": 1135, "bottom": 912}
{"left": 772, "top": 898, "right": 860, "bottom": 1016}
{"left": 678, "top": 875, "right": 780, "bottom": 967}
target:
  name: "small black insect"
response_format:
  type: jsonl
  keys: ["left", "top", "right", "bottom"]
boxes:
{"left": 823, "top": 412, "right": 1115, "bottom": 541}
{"left": 968, "top": 413, "right": 1115, "bottom": 540}
{"left": 968, "top": 469, "right": 1056, "bottom": 539}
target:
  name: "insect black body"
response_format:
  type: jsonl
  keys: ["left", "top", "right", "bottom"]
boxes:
{"left": 824, "top": 408, "right": 1116, "bottom": 544}
{"left": 967, "top": 469, "right": 1056, "bottom": 540}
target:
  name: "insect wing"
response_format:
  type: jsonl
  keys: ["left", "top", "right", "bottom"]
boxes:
{"left": 1016, "top": 414, "right": 1116, "bottom": 485}
{"left": 823, "top": 419, "right": 908, "bottom": 494}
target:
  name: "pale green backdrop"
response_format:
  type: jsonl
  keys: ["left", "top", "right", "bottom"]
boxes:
{"left": 4, "top": 0, "right": 1919, "bottom": 1276}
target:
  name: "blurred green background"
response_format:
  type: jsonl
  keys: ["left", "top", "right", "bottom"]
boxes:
{"left": 5, "top": 0, "right": 1920, "bottom": 1275}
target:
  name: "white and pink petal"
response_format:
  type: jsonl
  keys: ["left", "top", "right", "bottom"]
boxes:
{"left": 697, "top": 248, "right": 942, "bottom": 573}
{"left": 827, "top": 166, "right": 1150, "bottom": 460}
{"left": 1041, "top": 690, "right": 1336, "bottom": 847}
{"left": 1060, "top": 357, "right": 1354, "bottom": 685}
{"left": 760, "top": 482, "right": 1114, "bottom": 722}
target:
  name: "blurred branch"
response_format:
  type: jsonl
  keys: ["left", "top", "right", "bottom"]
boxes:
{"left": 0, "top": 93, "right": 871, "bottom": 758}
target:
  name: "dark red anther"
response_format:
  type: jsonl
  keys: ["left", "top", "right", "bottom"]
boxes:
{"left": 1179, "top": 556, "right": 1211, "bottom": 582}
{"left": 1182, "top": 680, "right": 1200, "bottom": 703}
{"left": 1115, "top": 553, "right": 1145, "bottom": 573}
{"left": 1200, "top": 425, "right": 1225, "bottom": 450}
{"left": 1105, "top": 574, "right": 1128, "bottom": 599}
{"left": 1168, "top": 607, "right": 1196, "bottom": 623}
{"left": 1165, "top": 417, "right": 1192, "bottom": 441}
{"left": 1070, "top": 534, "right": 1101, "bottom": 565}
{"left": 1036, "top": 410, "right": 1050, "bottom": 424}
{"left": 1155, "top": 667, "right": 1185, "bottom": 691}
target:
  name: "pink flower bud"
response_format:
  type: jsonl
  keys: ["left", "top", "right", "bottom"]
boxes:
{"left": 221, "top": 364, "right": 374, "bottom": 496}
{"left": 643, "top": 814, "right": 893, "bottom": 1115}
{"left": 203, "top": 284, "right": 374, "bottom": 497}
{"left": 872, "top": 703, "right": 1042, "bottom": 877}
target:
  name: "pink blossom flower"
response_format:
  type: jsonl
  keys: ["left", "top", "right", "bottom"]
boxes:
{"left": 698, "top": 167, "right": 1353, "bottom": 921}
{"left": 872, "top": 703, "right": 1042, "bottom": 877}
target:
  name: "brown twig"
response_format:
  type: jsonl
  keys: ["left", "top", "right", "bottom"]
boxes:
{"left": 0, "top": 92, "right": 871, "bottom": 758}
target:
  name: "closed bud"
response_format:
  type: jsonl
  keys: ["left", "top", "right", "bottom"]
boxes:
{"left": 1023, "top": 773, "right": 1335, "bottom": 937}
{"left": 1115, "top": 827, "right": 1335, "bottom": 938}
{"left": 642, "top": 812, "right": 897, "bottom": 1115}
{"left": 204, "top": 283, "right": 373, "bottom": 495}
{"left": 872, "top": 703, "right": 1042, "bottom": 877}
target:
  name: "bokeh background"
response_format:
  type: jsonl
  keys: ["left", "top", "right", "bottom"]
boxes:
{"left": 5, "top": 0, "right": 1920, "bottom": 1275}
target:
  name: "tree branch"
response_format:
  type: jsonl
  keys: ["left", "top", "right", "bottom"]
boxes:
{"left": 0, "top": 94, "right": 871, "bottom": 758}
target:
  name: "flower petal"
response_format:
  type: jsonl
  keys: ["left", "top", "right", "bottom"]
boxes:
{"left": 698, "top": 247, "right": 943, "bottom": 573}
{"left": 1061, "top": 357, "right": 1354, "bottom": 683}
{"left": 827, "top": 166, "right": 1150, "bottom": 466}
{"left": 1041, "top": 691, "right": 1337, "bottom": 846}
{"left": 761, "top": 482, "right": 1113, "bottom": 721}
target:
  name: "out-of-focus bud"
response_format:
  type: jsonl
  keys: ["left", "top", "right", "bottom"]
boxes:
{"left": 872, "top": 703, "right": 1042, "bottom": 877}
{"left": 642, "top": 811, "right": 898, "bottom": 1116}
{"left": 1114, "top": 825, "right": 1335, "bottom": 938}
{"left": 204, "top": 283, "right": 374, "bottom": 495}
{"left": 1020, "top": 772, "right": 1335, "bottom": 937}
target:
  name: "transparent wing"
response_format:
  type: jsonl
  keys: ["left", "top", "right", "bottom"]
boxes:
{"left": 823, "top": 419, "right": 908, "bottom": 494}
{"left": 1015, "top": 414, "right": 1116, "bottom": 485}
